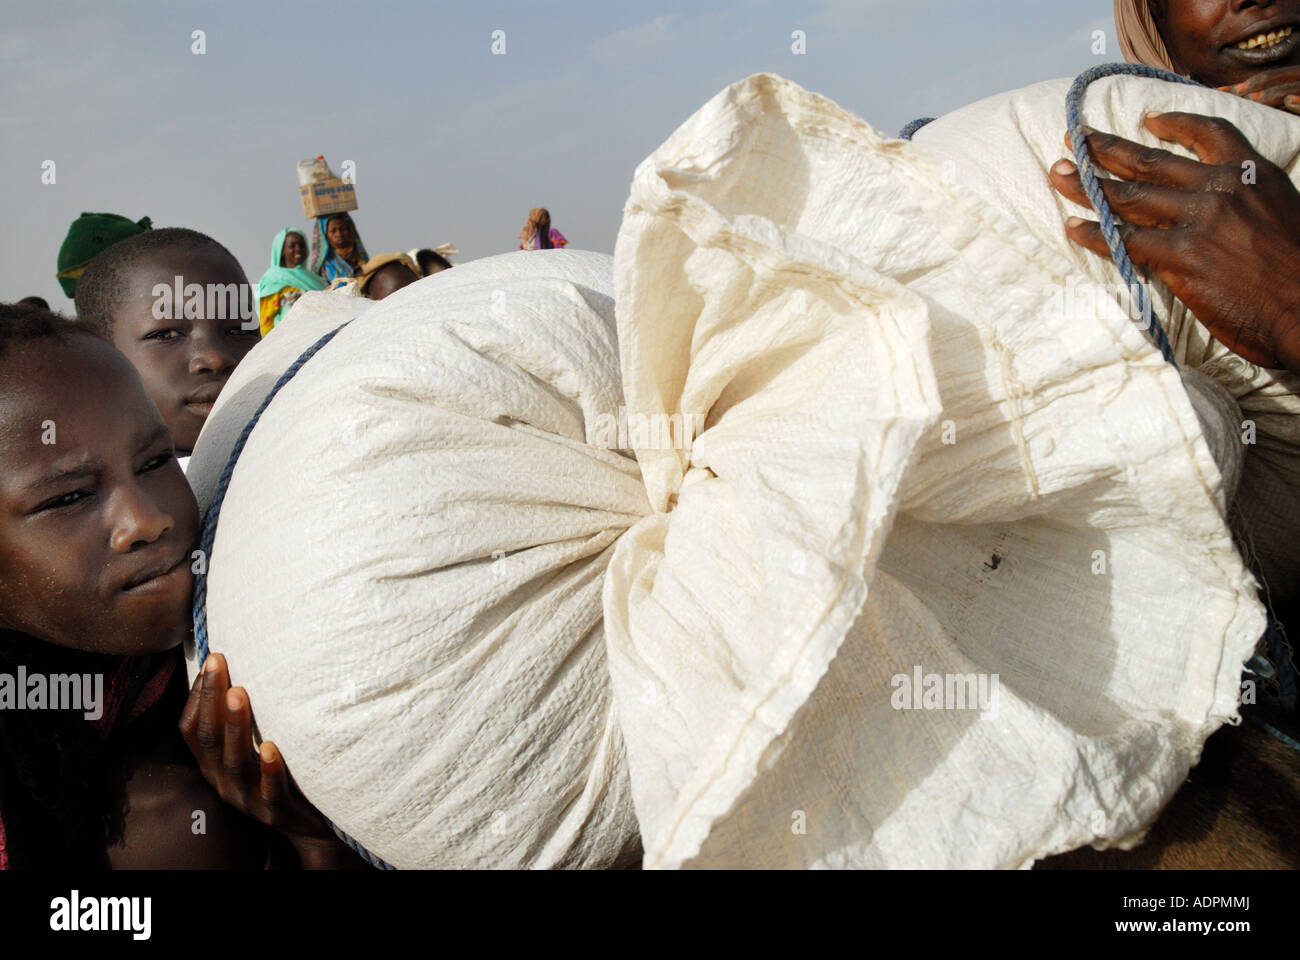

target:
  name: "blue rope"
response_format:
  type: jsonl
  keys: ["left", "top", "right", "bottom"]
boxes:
{"left": 1066, "top": 62, "right": 1206, "bottom": 367}
{"left": 1261, "top": 618, "right": 1298, "bottom": 709}
{"left": 1068, "top": 66, "right": 1300, "bottom": 716}
{"left": 190, "top": 319, "right": 397, "bottom": 871}
{"left": 1245, "top": 714, "right": 1300, "bottom": 755}
{"left": 899, "top": 116, "right": 935, "bottom": 141}
{"left": 914, "top": 65, "right": 1297, "bottom": 712}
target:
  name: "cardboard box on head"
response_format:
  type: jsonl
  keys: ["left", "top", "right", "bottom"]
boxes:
{"left": 297, "top": 155, "right": 357, "bottom": 218}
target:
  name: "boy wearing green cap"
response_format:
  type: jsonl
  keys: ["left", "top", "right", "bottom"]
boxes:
{"left": 56, "top": 212, "right": 153, "bottom": 299}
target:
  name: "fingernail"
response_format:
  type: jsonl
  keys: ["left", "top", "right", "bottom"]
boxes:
{"left": 1251, "top": 92, "right": 1262, "bottom": 100}
{"left": 1052, "top": 159, "right": 1077, "bottom": 175}
{"left": 1144, "top": 110, "right": 1163, "bottom": 119}
{"left": 1066, "top": 217, "right": 1086, "bottom": 228}
{"left": 204, "top": 657, "right": 217, "bottom": 674}
{"left": 227, "top": 689, "right": 241, "bottom": 711}
{"left": 261, "top": 742, "right": 279, "bottom": 763}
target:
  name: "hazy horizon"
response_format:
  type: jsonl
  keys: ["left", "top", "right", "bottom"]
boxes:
{"left": 4, "top": 0, "right": 1115, "bottom": 307}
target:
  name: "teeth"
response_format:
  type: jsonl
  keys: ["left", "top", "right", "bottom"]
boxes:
{"left": 1237, "top": 26, "right": 1293, "bottom": 49}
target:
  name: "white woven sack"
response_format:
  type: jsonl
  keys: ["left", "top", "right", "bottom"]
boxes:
{"left": 193, "top": 228, "right": 945, "bottom": 870}
{"left": 608, "top": 73, "right": 1268, "bottom": 869}
{"left": 189, "top": 77, "right": 1284, "bottom": 871}
{"left": 911, "top": 75, "right": 1300, "bottom": 605}
{"left": 188, "top": 252, "right": 645, "bottom": 868}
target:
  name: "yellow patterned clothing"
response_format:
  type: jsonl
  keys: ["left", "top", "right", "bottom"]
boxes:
{"left": 258, "top": 227, "right": 327, "bottom": 336}
{"left": 259, "top": 286, "right": 304, "bottom": 337}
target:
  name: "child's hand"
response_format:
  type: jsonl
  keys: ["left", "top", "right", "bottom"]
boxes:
{"left": 179, "top": 653, "right": 360, "bottom": 868}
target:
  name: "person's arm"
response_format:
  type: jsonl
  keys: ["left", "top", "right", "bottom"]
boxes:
{"left": 179, "top": 654, "right": 366, "bottom": 869}
{"left": 1050, "top": 111, "right": 1300, "bottom": 374}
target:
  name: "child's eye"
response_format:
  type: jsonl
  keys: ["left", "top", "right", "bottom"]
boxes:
{"left": 139, "top": 453, "right": 173, "bottom": 473}
{"left": 227, "top": 324, "right": 259, "bottom": 337}
{"left": 145, "top": 329, "right": 182, "bottom": 342}
{"left": 34, "top": 489, "right": 90, "bottom": 513}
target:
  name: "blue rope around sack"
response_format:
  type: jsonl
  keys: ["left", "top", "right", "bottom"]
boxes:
{"left": 191, "top": 320, "right": 397, "bottom": 871}
{"left": 907, "top": 64, "right": 1300, "bottom": 735}
{"left": 906, "top": 63, "right": 1202, "bottom": 365}
{"left": 1070, "top": 64, "right": 1300, "bottom": 731}
{"left": 1066, "top": 62, "right": 1207, "bottom": 366}
{"left": 898, "top": 116, "right": 935, "bottom": 140}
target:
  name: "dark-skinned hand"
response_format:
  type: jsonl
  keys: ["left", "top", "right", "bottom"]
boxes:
{"left": 1218, "top": 65, "right": 1300, "bottom": 113}
{"left": 180, "top": 653, "right": 362, "bottom": 869}
{"left": 1050, "top": 111, "right": 1300, "bottom": 373}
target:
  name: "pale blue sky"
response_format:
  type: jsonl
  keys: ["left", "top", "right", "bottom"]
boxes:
{"left": 3, "top": 0, "right": 1115, "bottom": 307}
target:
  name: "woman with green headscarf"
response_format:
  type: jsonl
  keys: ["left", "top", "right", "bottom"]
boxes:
{"left": 257, "top": 227, "right": 327, "bottom": 336}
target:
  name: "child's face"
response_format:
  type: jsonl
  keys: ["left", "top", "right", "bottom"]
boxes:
{"left": 0, "top": 337, "right": 200, "bottom": 655}
{"left": 110, "top": 249, "right": 259, "bottom": 456}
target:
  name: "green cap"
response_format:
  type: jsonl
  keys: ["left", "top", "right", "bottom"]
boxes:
{"left": 56, "top": 212, "right": 153, "bottom": 298}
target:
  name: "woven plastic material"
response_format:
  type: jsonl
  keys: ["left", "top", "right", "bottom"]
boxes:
{"left": 606, "top": 73, "right": 1269, "bottom": 869}
{"left": 188, "top": 252, "right": 644, "bottom": 868}
{"left": 189, "top": 74, "right": 1290, "bottom": 870}
{"left": 912, "top": 74, "right": 1300, "bottom": 623}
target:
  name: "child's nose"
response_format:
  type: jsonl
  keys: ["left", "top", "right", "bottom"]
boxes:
{"left": 189, "top": 338, "right": 236, "bottom": 374}
{"left": 109, "top": 483, "right": 174, "bottom": 553}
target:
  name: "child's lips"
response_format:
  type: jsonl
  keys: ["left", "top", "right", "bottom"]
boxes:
{"left": 184, "top": 386, "right": 222, "bottom": 417}
{"left": 120, "top": 555, "right": 191, "bottom": 596}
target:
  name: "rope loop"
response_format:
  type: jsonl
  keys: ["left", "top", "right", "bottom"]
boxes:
{"left": 1066, "top": 62, "right": 1204, "bottom": 366}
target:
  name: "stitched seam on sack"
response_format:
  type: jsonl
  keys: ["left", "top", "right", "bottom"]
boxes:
{"left": 995, "top": 341, "right": 1041, "bottom": 500}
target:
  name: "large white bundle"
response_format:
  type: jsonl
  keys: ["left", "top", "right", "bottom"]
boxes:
{"left": 607, "top": 73, "right": 1278, "bottom": 868}
{"left": 195, "top": 227, "right": 943, "bottom": 869}
{"left": 191, "top": 75, "right": 1288, "bottom": 871}
{"left": 189, "top": 252, "right": 646, "bottom": 868}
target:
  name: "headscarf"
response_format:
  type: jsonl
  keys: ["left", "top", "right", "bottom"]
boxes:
{"left": 258, "top": 228, "right": 327, "bottom": 302}
{"left": 309, "top": 213, "right": 369, "bottom": 283}
{"left": 56, "top": 212, "right": 152, "bottom": 298}
{"left": 1114, "top": 0, "right": 1178, "bottom": 73}
{"left": 518, "top": 207, "right": 551, "bottom": 247}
